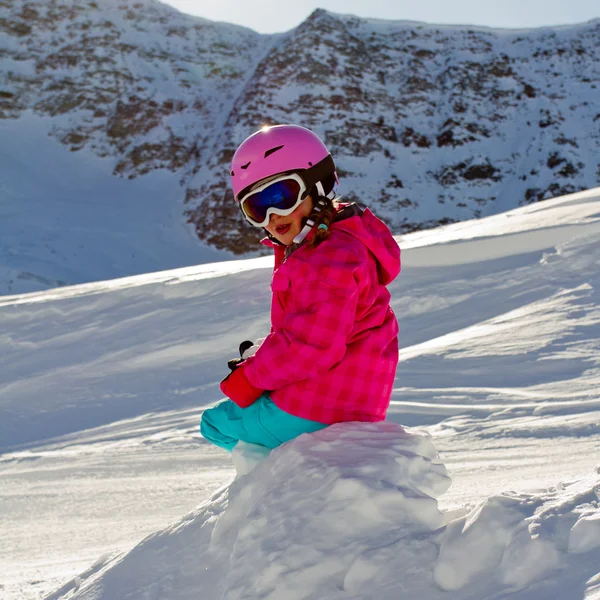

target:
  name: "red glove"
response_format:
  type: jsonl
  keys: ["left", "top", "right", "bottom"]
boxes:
{"left": 220, "top": 363, "right": 263, "bottom": 408}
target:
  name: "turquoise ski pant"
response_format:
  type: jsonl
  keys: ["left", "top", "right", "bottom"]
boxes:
{"left": 200, "top": 393, "right": 327, "bottom": 452}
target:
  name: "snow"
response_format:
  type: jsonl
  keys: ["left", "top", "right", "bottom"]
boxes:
{"left": 0, "top": 111, "right": 233, "bottom": 297}
{"left": 1, "top": 187, "right": 600, "bottom": 599}
{"left": 435, "top": 474, "right": 600, "bottom": 593}
{"left": 211, "top": 423, "right": 449, "bottom": 600}
{"left": 30, "top": 427, "right": 600, "bottom": 600}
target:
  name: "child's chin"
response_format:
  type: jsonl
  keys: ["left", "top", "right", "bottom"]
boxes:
{"left": 276, "top": 234, "right": 293, "bottom": 245}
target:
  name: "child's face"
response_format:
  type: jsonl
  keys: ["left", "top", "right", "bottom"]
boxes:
{"left": 264, "top": 195, "right": 313, "bottom": 245}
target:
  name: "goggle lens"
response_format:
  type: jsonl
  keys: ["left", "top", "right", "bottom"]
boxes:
{"left": 241, "top": 179, "right": 303, "bottom": 225}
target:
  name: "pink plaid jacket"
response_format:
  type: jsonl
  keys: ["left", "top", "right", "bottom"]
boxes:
{"left": 243, "top": 207, "right": 401, "bottom": 424}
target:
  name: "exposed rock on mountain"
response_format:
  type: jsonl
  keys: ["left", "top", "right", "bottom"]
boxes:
{"left": 2, "top": 0, "right": 599, "bottom": 254}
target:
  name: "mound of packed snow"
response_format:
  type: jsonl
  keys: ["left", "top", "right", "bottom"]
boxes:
{"left": 436, "top": 469, "right": 600, "bottom": 594}
{"left": 212, "top": 422, "right": 451, "bottom": 599}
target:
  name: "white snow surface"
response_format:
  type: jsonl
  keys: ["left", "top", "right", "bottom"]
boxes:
{"left": 0, "top": 115, "right": 232, "bottom": 296}
{"left": 1, "top": 187, "right": 600, "bottom": 599}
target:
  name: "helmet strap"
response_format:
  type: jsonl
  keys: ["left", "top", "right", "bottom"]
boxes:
{"left": 292, "top": 192, "right": 333, "bottom": 245}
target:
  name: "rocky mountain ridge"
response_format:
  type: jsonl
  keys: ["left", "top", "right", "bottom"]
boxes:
{"left": 2, "top": 0, "right": 600, "bottom": 254}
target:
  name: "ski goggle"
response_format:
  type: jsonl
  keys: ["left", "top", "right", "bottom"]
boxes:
{"left": 238, "top": 173, "right": 308, "bottom": 228}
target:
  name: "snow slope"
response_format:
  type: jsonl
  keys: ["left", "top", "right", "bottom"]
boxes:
{"left": 41, "top": 429, "right": 600, "bottom": 600}
{"left": 1, "top": 187, "right": 600, "bottom": 599}
{"left": 0, "top": 115, "right": 232, "bottom": 296}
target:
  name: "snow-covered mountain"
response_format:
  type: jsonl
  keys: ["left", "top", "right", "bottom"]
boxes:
{"left": 2, "top": 0, "right": 600, "bottom": 288}
{"left": 1, "top": 187, "right": 600, "bottom": 600}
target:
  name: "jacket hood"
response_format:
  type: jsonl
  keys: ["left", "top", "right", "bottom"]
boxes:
{"left": 333, "top": 207, "right": 401, "bottom": 285}
{"left": 261, "top": 204, "right": 401, "bottom": 282}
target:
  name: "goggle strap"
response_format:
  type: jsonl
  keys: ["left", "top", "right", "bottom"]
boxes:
{"left": 303, "top": 155, "right": 336, "bottom": 192}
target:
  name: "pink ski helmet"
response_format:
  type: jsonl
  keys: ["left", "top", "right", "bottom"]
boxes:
{"left": 230, "top": 124, "right": 337, "bottom": 202}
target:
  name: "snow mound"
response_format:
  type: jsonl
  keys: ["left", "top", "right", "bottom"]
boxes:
{"left": 47, "top": 423, "right": 600, "bottom": 600}
{"left": 212, "top": 422, "right": 451, "bottom": 599}
{"left": 436, "top": 474, "right": 600, "bottom": 595}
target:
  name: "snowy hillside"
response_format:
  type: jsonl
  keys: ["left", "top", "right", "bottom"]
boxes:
{"left": 1, "top": 187, "right": 599, "bottom": 600}
{"left": 2, "top": 0, "right": 600, "bottom": 293}
{"left": 0, "top": 115, "right": 232, "bottom": 296}
{"left": 41, "top": 431, "right": 600, "bottom": 600}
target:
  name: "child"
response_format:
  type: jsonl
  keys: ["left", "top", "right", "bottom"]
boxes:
{"left": 200, "top": 124, "right": 401, "bottom": 452}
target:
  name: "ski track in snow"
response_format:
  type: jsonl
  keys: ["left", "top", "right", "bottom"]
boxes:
{"left": 1, "top": 188, "right": 600, "bottom": 599}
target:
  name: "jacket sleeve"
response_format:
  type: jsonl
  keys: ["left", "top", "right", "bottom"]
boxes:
{"left": 243, "top": 258, "right": 360, "bottom": 391}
